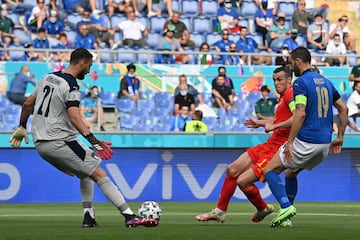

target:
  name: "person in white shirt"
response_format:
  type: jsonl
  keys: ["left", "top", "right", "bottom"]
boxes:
{"left": 325, "top": 33, "right": 346, "bottom": 66}
{"left": 346, "top": 81, "right": 360, "bottom": 126}
{"left": 109, "top": 7, "right": 148, "bottom": 47}
{"left": 329, "top": 15, "right": 356, "bottom": 51}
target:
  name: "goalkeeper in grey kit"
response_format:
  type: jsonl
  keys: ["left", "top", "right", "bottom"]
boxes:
{"left": 9, "top": 48, "right": 158, "bottom": 228}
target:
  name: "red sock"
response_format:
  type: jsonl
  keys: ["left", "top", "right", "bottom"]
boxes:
{"left": 241, "top": 184, "right": 267, "bottom": 211}
{"left": 216, "top": 174, "right": 237, "bottom": 211}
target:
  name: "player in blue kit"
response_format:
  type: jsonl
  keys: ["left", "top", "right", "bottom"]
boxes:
{"left": 263, "top": 47, "right": 348, "bottom": 227}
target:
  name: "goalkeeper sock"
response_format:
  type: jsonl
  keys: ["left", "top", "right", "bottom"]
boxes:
{"left": 217, "top": 173, "right": 238, "bottom": 211}
{"left": 265, "top": 171, "right": 291, "bottom": 208}
{"left": 80, "top": 177, "right": 94, "bottom": 210}
{"left": 285, "top": 177, "right": 298, "bottom": 205}
{"left": 97, "top": 176, "right": 133, "bottom": 214}
{"left": 240, "top": 184, "right": 267, "bottom": 211}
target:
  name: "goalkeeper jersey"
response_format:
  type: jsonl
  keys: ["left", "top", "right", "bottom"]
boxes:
{"left": 31, "top": 71, "right": 81, "bottom": 142}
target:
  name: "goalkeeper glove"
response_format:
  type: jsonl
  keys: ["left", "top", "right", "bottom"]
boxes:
{"left": 83, "top": 132, "right": 113, "bottom": 160}
{"left": 9, "top": 126, "right": 29, "bottom": 148}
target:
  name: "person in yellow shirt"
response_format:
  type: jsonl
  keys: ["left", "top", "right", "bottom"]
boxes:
{"left": 185, "top": 110, "right": 208, "bottom": 133}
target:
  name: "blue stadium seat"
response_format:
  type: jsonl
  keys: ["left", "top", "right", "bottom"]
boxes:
{"left": 201, "top": 0, "right": 218, "bottom": 17}
{"left": 347, "top": 51, "right": 358, "bottom": 67}
{"left": 181, "top": 0, "right": 200, "bottom": 17}
{"left": 66, "top": 13, "right": 82, "bottom": 30}
{"left": 190, "top": 32, "right": 205, "bottom": 49}
{"left": 13, "top": 29, "right": 31, "bottom": 45}
{"left": 119, "top": 114, "right": 136, "bottom": 130}
{"left": 0, "top": 96, "right": 10, "bottom": 112}
{"left": 139, "top": 116, "right": 158, "bottom": 128}
{"left": 250, "top": 33, "right": 263, "bottom": 46}
{"left": 137, "top": 16, "right": 149, "bottom": 29}
{"left": 239, "top": 18, "right": 250, "bottom": 29}
{"left": 137, "top": 99, "right": 155, "bottom": 113}
{"left": 147, "top": 32, "right": 161, "bottom": 49}
{"left": 149, "top": 16, "right": 167, "bottom": 33}
{"left": 213, "top": 123, "right": 232, "bottom": 132}
{"left": 247, "top": 91, "right": 262, "bottom": 103}
{"left": 99, "top": 46, "right": 113, "bottom": 63}
{"left": 6, "top": 105, "right": 22, "bottom": 115}
{"left": 278, "top": 1, "right": 297, "bottom": 17}
{"left": 3, "top": 113, "right": 19, "bottom": 130}
{"left": 140, "top": 91, "right": 154, "bottom": 100}
{"left": 64, "top": 30, "right": 77, "bottom": 46}
{"left": 7, "top": 12, "right": 19, "bottom": 24}
{"left": 99, "top": 91, "right": 117, "bottom": 110}
{"left": 137, "top": 47, "right": 153, "bottom": 63}
{"left": 110, "top": 14, "right": 127, "bottom": 28}
{"left": 153, "top": 107, "right": 173, "bottom": 118}
{"left": 117, "top": 98, "right": 135, "bottom": 113}
{"left": 158, "top": 115, "right": 173, "bottom": 125}
{"left": 154, "top": 92, "right": 172, "bottom": 103}
{"left": 205, "top": 32, "right": 221, "bottom": 45}
{"left": 133, "top": 123, "right": 152, "bottom": 132}
{"left": 193, "top": 16, "right": 212, "bottom": 34}
{"left": 232, "top": 124, "right": 248, "bottom": 132}
{"left": 240, "top": 1, "right": 258, "bottom": 17}
{"left": 26, "top": 115, "right": 33, "bottom": 130}
{"left": 116, "top": 47, "right": 137, "bottom": 63}
{"left": 217, "top": 108, "right": 227, "bottom": 119}
{"left": 295, "top": 35, "right": 307, "bottom": 48}
{"left": 180, "top": 16, "right": 192, "bottom": 32}
{"left": 172, "top": 0, "right": 180, "bottom": 13}
{"left": 229, "top": 33, "right": 240, "bottom": 43}
{"left": 202, "top": 116, "right": 218, "bottom": 131}
{"left": 153, "top": 123, "right": 171, "bottom": 132}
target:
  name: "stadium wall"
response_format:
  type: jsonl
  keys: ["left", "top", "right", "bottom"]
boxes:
{"left": 1, "top": 133, "right": 360, "bottom": 203}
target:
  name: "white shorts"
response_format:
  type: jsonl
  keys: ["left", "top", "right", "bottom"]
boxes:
{"left": 279, "top": 137, "right": 330, "bottom": 172}
{"left": 35, "top": 138, "right": 101, "bottom": 179}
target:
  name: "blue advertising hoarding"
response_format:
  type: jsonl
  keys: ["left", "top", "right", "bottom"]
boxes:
{"left": 1, "top": 148, "right": 359, "bottom": 203}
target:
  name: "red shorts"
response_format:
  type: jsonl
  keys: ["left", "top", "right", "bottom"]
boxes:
{"left": 246, "top": 142, "right": 280, "bottom": 182}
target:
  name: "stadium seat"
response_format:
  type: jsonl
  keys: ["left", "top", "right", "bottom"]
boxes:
{"left": 149, "top": 16, "right": 167, "bottom": 33}
{"left": 172, "top": 0, "right": 180, "bottom": 13}
{"left": 3, "top": 113, "right": 19, "bottom": 130}
{"left": 154, "top": 92, "right": 172, "bottom": 103}
{"left": 137, "top": 99, "right": 155, "bottom": 113}
{"left": 64, "top": 30, "right": 77, "bottom": 46}
{"left": 153, "top": 123, "right": 171, "bottom": 132}
{"left": 250, "top": 33, "right": 263, "bottom": 46}
{"left": 247, "top": 91, "right": 262, "bottom": 103}
{"left": 229, "top": 33, "right": 240, "bottom": 43}
{"left": 116, "top": 47, "right": 137, "bottom": 63}
{"left": 110, "top": 14, "right": 127, "bottom": 29}
{"left": 202, "top": 116, "right": 218, "bottom": 131}
{"left": 239, "top": 18, "right": 250, "bottom": 29}
{"left": 240, "top": 1, "right": 258, "bottom": 17}
{"left": 133, "top": 123, "right": 152, "bottom": 132}
{"left": 180, "top": 16, "right": 192, "bottom": 32}
{"left": 139, "top": 116, "right": 158, "bottom": 128}
{"left": 278, "top": 1, "right": 297, "bottom": 17}
{"left": 99, "top": 46, "right": 113, "bottom": 63}
{"left": 347, "top": 51, "right": 358, "bottom": 67}
{"left": 205, "top": 32, "right": 221, "bottom": 46}
{"left": 13, "top": 29, "right": 31, "bottom": 45}
{"left": 193, "top": 16, "right": 212, "bottom": 34}
{"left": 5, "top": 104, "right": 22, "bottom": 115}
{"left": 213, "top": 123, "right": 232, "bottom": 132}
{"left": 295, "top": 35, "right": 307, "bottom": 48}
{"left": 181, "top": 0, "right": 200, "bottom": 17}
{"left": 117, "top": 98, "right": 135, "bottom": 113}
{"left": 99, "top": 91, "right": 117, "bottom": 110}
{"left": 0, "top": 96, "right": 10, "bottom": 113}
{"left": 137, "top": 47, "right": 154, "bottom": 63}
{"left": 190, "top": 32, "right": 205, "bottom": 49}
{"left": 232, "top": 124, "right": 248, "bottom": 132}
{"left": 66, "top": 13, "right": 82, "bottom": 30}
{"left": 7, "top": 12, "right": 19, "bottom": 24}
{"left": 201, "top": 0, "right": 218, "bottom": 17}
{"left": 119, "top": 114, "right": 136, "bottom": 130}
{"left": 137, "top": 16, "right": 149, "bottom": 29}
{"left": 158, "top": 114, "right": 173, "bottom": 125}
{"left": 217, "top": 108, "right": 227, "bottom": 119}
{"left": 153, "top": 107, "right": 173, "bottom": 119}
{"left": 147, "top": 32, "right": 161, "bottom": 49}
{"left": 140, "top": 91, "right": 154, "bottom": 101}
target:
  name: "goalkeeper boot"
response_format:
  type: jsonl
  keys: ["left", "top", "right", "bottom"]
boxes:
{"left": 82, "top": 211, "right": 99, "bottom": 228}
{"left": 252, "top": 204, "right": 275, "bottom": 222}
{"left": 270, "top": 205, "right": 296, "bottom": 227}
{"left": 124, "top": 214, "right": 159, "bottom": 228}
{"left": 195, "top": 209, "right": 226, "bottom": 223}
{"left": 279, "top": 219, "right": 293, "bottom": 228}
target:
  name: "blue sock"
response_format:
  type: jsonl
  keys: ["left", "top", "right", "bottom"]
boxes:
{"left": 265, "top": 171, "right": 291, "bottom": 208}
{"left": 285, "top": 177, "right": 298, "bottom": 205}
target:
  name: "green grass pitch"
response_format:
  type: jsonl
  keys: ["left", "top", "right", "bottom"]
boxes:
{"left": 1, "top": 202, "right": 359, "bottom": 240}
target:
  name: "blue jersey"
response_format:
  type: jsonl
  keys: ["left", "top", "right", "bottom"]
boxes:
{"left": 293, "top": 69, "right": 339, "bottom": 144}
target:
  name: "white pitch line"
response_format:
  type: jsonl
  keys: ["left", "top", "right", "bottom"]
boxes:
{"left": 0, "top": 212, "right": 359, "bottom": 217}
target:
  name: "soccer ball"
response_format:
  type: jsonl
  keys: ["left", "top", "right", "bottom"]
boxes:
{"left": 138, "top": 201, "right": 162, "bottom": 221}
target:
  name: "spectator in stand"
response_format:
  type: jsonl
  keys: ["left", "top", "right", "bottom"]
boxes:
{"left": 212, "top": 74, "right": 233, "bottom": 110}
{"left": 329, "top": 15, "right": 356, "bottom": 51}
{"left": 164, "top": 12, "right": 195, "bottom": 49}
{"left": 349, "top": 64, "right": 360, "bottom": 90}
{"left": 218, "top": 0, "right": 243, "bottom": 17}
{"left": 212, "top": 66, "right": 235, "bottom": 97}
{"left": 198, "top": 42, "right": 215, "bottom": 65}
{"left": 174, "top": 74, "right": 204, "bottom": 106}
{"left": 7, "top": 65, "right": 36, "bottom": 105}
{"left": 255, "top": 85, "right": 278, "bottom": 121}
{"left": 50, "top": 32, "right": 72, "bottom": 62}
{"left": 147, "top": 0, "right": 173, "bottom": 18}
{"left": 22, "top": 43, "right": 39, "bottom": 62}
{"left": 63, "top": 0, "right": 103, "bottom": 16}
{"left": 170, "top": 105, "right": 191, "bottom": 132}
{"left": 291, "top": 0, "right": 312, "bottom": 36}
{"left": 223, "top": 42, "right": 243, "bottom": 66}
{"left": 216, "top": 0, "right": 240, "bottom": 34}
{"left": 28, "top": 0, "right": 48, "bottom": 30}
{"left": 185, "top": 110, "right": 208, "bottom": 133}
{"left": 324, "top": 33, "right": 346, "bottom": 66}
{"left": 32, "top": 27, "right": 50, "bottom": 62}
{"left": 110, "top": 7, "right": 148, "bottom": 48}
{"left": 282, "top": 29, "right": 299, "bottom": 51}
{"left": 307, "top": 14, "right": 328, "bottom": 51}
{"left": 268, "top": 13, "right": 289, "bottom": 50}
{"left": 118, "top": 63, "right": 141, "bottom": 104}
{"left": 42, "top": 10, "right": 64, "bottom": 43}
{"left": 211, "top": 29, "right": 234, "bottom": 63}
{"left": 132, "top": 0, "right": 147, "bottom": 16}
{"left": 236, "top": 26, "right": 272, "bottom": 65}
{"left": 74, "top": 23, "right": 99, "bottom": 50}
{"left": 255, "top": 0, "right": 274, "bottom": 46}
{"left": 255, "top": 0, "right": 278, "bottom": 16}
{"left": 0, "top": 4, "right": 28, "bottom": 46}
{"left": 4, "top": 0, "right": 33, "bottom": 13}
{"left": 0, "top": 30, "right": 9, "bottom": 60}
{"left": 107, "top": 0, "right": 131, "bottom": 17}
{"left": 46, "top": 0, "right": 66, "bottom": 23}
{"left": 157, "top": 23, "right": 189, "bottom": 63}
{"left": 77, "top": 10, "right": 115, "bottom": 49}
{"left": 80, "top": 86, "right": 106, "bottom": 131}
{"left": 275, "top": 45, "right": 290, "bottom": 66}
{"left": 347, "top": 81, "right": 360, "bottom": 125}
{"left": 174, "top": 83, "right": 196, "bottom": 116}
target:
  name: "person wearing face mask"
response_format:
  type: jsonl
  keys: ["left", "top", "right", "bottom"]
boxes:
{"left": 7, "top": 65, "right": 36, "bottom": 105}
{"left": 307, "top": 14, "right": 328, "bottom": 50}
{"left": 223, "top": 43, "right": 243, "bottom": 66}
{"left": 268, "top": 14, "right": 289, "bottom": 50}
{"left": 42, "top": 10, "right": 64, "bottom": 42}
{"left": 324, "top": 33, "right": 347, "bottom": 66}
{"left": 174, "top": 83, "right": 195, "bottom": 116}
{"left": 80, "top": 86, "right": 106, "bottom": 131}
{"left": 216, "top": 0, "right": 240, "bottom": 33}
{"left": 282, "top": 29, "right": 299, "bottom": 52}
{"left": 118, "top": 63, "right": 141, "bottom": 104}
{"left": 170, "top": 105, "right": 192, "bottom": 132}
